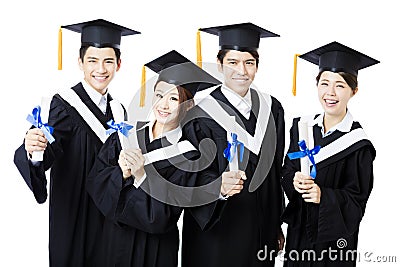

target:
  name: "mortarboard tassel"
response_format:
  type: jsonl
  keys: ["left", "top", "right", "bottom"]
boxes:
{"left": 139, "top": 65, "right": 146, "bottom": 107}
{"left": 58, "top": 27, "right": 63, "bottom": 70}
{"left": 196, "top": 30, "right": 202, "bottom": 68}
{"left": 292, "top": 54, "right": 300, "bottom": 96}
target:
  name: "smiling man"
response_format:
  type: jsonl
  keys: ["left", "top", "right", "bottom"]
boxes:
{"left": 181, "top": 22, "right": 286, "bottom": 267}
{"left": 13, "top": 19, "right": 139, "bottom": 267}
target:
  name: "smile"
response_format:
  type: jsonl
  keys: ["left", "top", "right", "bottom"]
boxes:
{"left": 158, "top": 110, "right": 170, "bottom": 117}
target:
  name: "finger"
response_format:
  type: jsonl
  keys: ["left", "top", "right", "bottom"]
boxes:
{"left": 227, "top": 189, "right": 242, "bottom": 196}
{"left": 297, "top": 184, "right": 313, "bottom": 190}
{"left": 299, "top": 178, "right": 315, "bottom": 185}
{"left": 223, "top": 177, "right": 243, "bottom": 185}
{"left": 28, "top": 128, "right": 45, "bottom": 137}
{"left": 303, "top": 198, "right": 316, "bottom": 203}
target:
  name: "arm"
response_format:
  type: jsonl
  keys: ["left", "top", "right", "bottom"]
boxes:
{"left": 13, "top": 96, "right": 71, "bottom": 203}
{"left": 181, "top": 115, "right": 232, "bottom": 231}
{"left": 87, "top": 133, "right": 187, "bottom": 234}
{"left": 314, "top": 146, "right": 375, "bottom": 242}
{"left": 281, "top": 117, "right": 301, "bottom": 201}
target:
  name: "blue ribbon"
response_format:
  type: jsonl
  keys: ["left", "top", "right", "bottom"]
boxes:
{"left": 26, "top": 105, "right": 55, "bottom": 144}
{"left": 287, "top": 140, "right": 321, "bottom": 178}
{"left": 223, "top": 133, "right": 244, "bottom": 163}
{"left": 106, "top": 119, "right": 134, "bottom": 137}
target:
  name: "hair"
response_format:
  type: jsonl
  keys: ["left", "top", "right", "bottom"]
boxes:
{"left": 153, "top": 81, "right": 194, "bottom": 124}
{"left": 316, "top": 71, "right": 358, "bottom": 91}
{"left": 217, "top": 49, "right": 260, "bottom": 67}
{"left": 176, "top": 85, "right": 194, "bottom": 123}
{"left": 79, "top": 46, "right": 121, "bottom": 62}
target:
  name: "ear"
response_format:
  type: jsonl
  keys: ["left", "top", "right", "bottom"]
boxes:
{"left": 116, "top": 59, "right": 122, "bottom": 72}
{"left": 352, "top": 87, "right": 358, "bottom": 96}
{"left": 217, "top": 58, "right": 223, "bottom": 73}
{"left": 78, "top": 57, "right": 84, "bottom": 71}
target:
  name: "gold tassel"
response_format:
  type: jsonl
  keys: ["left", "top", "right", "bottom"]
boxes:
{"left": 196, "top": 30, "right": 202, "bottom": 68}
{"left": 292, "top": 54, "right": 300, "bottom": 96}
{"left": 139, "top": 65, "right": 146, "bottom": 107}
{"left": 58, "top": 27, "right": 62, "bottom": 70}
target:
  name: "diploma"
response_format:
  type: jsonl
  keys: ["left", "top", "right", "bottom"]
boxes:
{"left": 31, "top": 97, "right": 52, "bottom": 161}
{"left": 298, "top": 121, "right": 310, "bottom": 176}
{"left": 223, "top": 116, "right": 245, "bottom": 171}
{"left": 109, "top": 100, "right": 133, "bottom": 150}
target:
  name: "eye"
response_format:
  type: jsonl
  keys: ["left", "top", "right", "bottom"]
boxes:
{"left": 228, "top": 61, "right": 237, "bottom": 65}
{"left": 320, "top": 82, "right": 328, "bottom": 86}
{"left": 155, "top": 93, "right": 163, "bottom": 98}
{"left": 246, "top": 61, "right": 255, "bottom": 65}
{"left": 336, "top": 84, "right": 345, "bottom": 88}
{"left": 105, "top": 60, "right": 115, "bottom": 64}
{"left": 170, "top": 96, "right": 179, "bottom": 101}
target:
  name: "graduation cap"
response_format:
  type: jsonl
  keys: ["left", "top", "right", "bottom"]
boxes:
{"left": 139, "top": 50, "right": 220, "bottom": 107}
{"left": 196, "top": 22, "right": 279, "bottom": 67}
{"left": 58, "top": 19, "right": 140, "bottom": 70}
{"left": 292, "top": 41, "right": 380, "bottom": 96}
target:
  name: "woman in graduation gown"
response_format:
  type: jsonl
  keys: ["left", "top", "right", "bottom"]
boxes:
{"left": 86, "top": 50, "right": 220, "bottom": 267}
{"left": 281, "top": 42, "right": 379, "bottom": 266}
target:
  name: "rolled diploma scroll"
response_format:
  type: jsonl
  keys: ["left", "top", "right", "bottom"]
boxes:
{"left": 32, "top": 97, "right": 52, "bottom": 161}
{"left": 298, "top": 120, "right": 310, "bottom": 176}
{"left": 109, "top": 100, "right": 136, "bottom": 150}
{"left": 227, "top": 116, "right": 239, "bottom": 171}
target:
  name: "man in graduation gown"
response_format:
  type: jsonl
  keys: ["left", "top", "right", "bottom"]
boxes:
{"left": 13, "top": 19, "right": 139, "bottom": 267}
{"left": 181, "top": 23, "right": 285, "bottom": 267}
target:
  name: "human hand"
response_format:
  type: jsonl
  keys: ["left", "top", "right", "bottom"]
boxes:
{"left": 277, "top": 227, "right": 285, "bottom": 251}
{"left": 293, "top": 172, "right": 321, "bottom": 204}
{"left": 120, "top": 149, "right": 145, "bottom": 181}
{"left": 118, "top": 150, "right": 132, "bottom": 179}
{"left": 24, "top": 128, "right": 48, "bottom": 156}
{"left": 221, "top": 170, "right": 246, "bottom": 197}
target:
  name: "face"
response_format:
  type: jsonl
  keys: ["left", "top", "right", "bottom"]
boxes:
{"left": 152, "top": 81, "right": 180, "bottom": 130}
{"left": 218, "top": 50, "right": 258, "bottom": 97}
{"left": 317, "top": 71, "right": 357, "bottom": 119}
{"left": 78, "top": 46, "right": 121, "bottom": 95}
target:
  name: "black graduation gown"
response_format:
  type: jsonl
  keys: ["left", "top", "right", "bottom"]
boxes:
{"left": 13, "top": 83, "right": 118, "bottom": 267}
{"left": 86, "top": 124, "right": 200, "bottom": 267}
{"left": 181, "top": 87, "right": 285, "bottom": 267}
{"left": 281, "top": 116, "right": 375, "bottom": 267}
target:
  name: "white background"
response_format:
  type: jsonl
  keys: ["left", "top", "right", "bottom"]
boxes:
{"left": 1, "top": 0, "right": 398, "bottom": 266}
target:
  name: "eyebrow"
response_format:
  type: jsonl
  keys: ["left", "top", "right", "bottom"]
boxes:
{"left": 226, "top": 58, "right": 256, "bottom": 62}
{"left": 320, "top": 78, "right": 346, "bottom": 84}
{"left": 86, "top": 56, "right": 115, "bottom": 61}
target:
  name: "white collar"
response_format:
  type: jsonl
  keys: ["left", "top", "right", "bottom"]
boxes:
{"left": 221, "top": 84, "right": 252, "bottom": 118}
{"left": 137, "top": 120, "right": 182, "bottom": 144}
{"left": 314, "top": 111, "right": 354, "bottom": 137}
{"left": 81, "top": 79, "right": 108, "bottom": 107}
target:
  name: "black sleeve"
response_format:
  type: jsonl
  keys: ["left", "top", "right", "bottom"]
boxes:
{"left": 315, "top": 146, "right": 374, "bottom": 242}
{"left": 13, "top": 95, "right": 72, "bottom": 203}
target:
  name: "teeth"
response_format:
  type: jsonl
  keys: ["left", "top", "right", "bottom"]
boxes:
{"left": 325, "top": 100, "right": 338, "bottom": 104}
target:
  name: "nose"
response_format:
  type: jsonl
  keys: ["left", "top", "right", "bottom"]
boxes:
{"left": 158, "top": 96, "right": 169, "bottom": 109}
{"left": 96, "top": 62, "right": 106, "bottom": 73}
{"left": 326, "top": 84, "right": 336, "bottom": 96}
{"left": 237, "top": 62, "right": 247, "bottom": 75}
